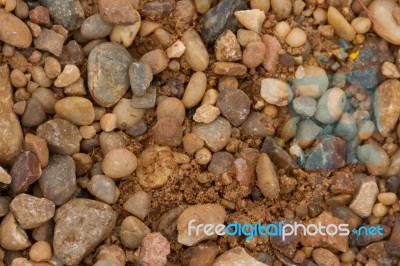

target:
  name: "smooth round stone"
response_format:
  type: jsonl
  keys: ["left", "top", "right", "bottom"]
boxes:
{"left": 357, "top": 120, "right": 375, "bottom": 140}
{"left": 129, "top": 62, "right": 153, "bottom": 96}
{"left": 285, "top": 28, "right": 307, "bottom": 47}
{"left": 193, "top": 117, "right": 232, "bottom": 152}
{"left": 378, "top": 192, "right": 397, "bottom": 205}
{"left": 274, "top": 21, "right": 291, "bottom": 39}
{"left": 357, "top": 144, "right": 390, "bottom": 176}
{"left": 95, "top": 244, "right": 126, "bottom": 266}
{"left": 29, "top": 241, "right": 52, "bottom": 263}
{"left": 99, "top": 132, "right": 126, "bottom": 155}
{"left": 44, "top": 56, "right": 61, "bottom": 79}
{"left": 312, "top": 248, "right": 340, "bottom": 266}
{"left": 120, "top": 216, "right": 150, "bottom": 249}
{"left": 112, "top": 98, "right": 145, "bottom": 130}
{"left": 32, "top": 87, "right": 57, "bottom": 114}
{"left": 271, "top": 0, "right": 292, "bottom": 19}
{"left": 242, "top": 41, "right": 266, "bottom": 68}
{"left": 10, "top": 69, "right": 27, "bottom": 88}
{"left": 54, "top": 65, "right": 80, "bottom": 88}
{"left": 314, "top": 88, "right": 346, "bottom": 124}
{"left": 140, "top": 49, "right": 169, "bottom": 75}
{"left": 182, "top": 29, "right": 209, "bottom": 71}
{"left": 334, "top": 112, "right": 357, "bottom": 140}
{"left": 217, "top": 87, "right": 251, "bottom": 126}
{"left": 327, "top": 6, "right": 356, "bottom": 41}
{"left": 21, "top": 98, "right": 46, "bottom": 127}
{"left": 55, "top": 97, "right": 95, "bottom": 126}
{"left": 152, "top": 117, "right": 183, "bottom": 147}
{"left": 32, "top": 66, "right": 52, "bottom": 88}
{"left": 123, "top": 191, "right": 151, "bottom": 220}
{"left": 0, "top": 213, "right": 31, "bottom": 251}
{"left": 157, "top": 97, "right": 186, "bottom": 124}
{"left": 195, "top": 147, "right": 212, "bottom": 165}
{"left": 294, "top": 65, "right": 329, "bottom": 98}
{"left": 292, "top": 96, "right": 317, "bottom": 117}
{"left": 0, "top": 10, "right": 32, "bottom": 48}
{"left": 87, "top": 175, "right": 118, "bottom": 204}
{"left": 182, "top": 72, "right": 207, "bottom": 108}
{"left": 295, "top": 119, "right": 322, "bottom": 148}
{"left": 81, "top": 14, "right": 112, "bottom": 40}
{"left": 88, "top": 42, "right": 133, "bottom": 107}
{"left": 372, "top": 203, "right": 387, "bottom": 217}
{"left": 261, "top": 78, "right": 293, "bottom": 106}
{"left": 102, "top": 148, "right": 137, "bottom": 179}
{"left": 351, "top": 17, "right": 371, "bottom": 34}
{"left": 369, "top": 0, "right": 400, "bottom": 45}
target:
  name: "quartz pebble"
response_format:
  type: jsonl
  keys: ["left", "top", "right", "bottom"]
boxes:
{"left": 110, "top": 18, "right": 141, "bottom": 48}
{"left": 351, "top": 17, "right": 371, "bottom": 34}
{"left": 182, "top": 72, "right": 207, "bottom": 108}
{"left": 314, "top": 88, "right": 346, "bottom": 124}
{"left": 123, "top": 191, "right": 151, "bottom": 220}
{"left": 260, "top": 78, "right": 293, "bottom": 106}
{"left": 257, "top": 153, "right": 280, "bottom": 199}
{"left": 382, "top": 61, "right": 400, "bottom": 78}
{"left": 138, "top": 233, "right": 170, "bottom": 266}
{"left": 193, "top": 104, "right": 220, "bottom": 124}
{"left": 0, "top": 213, "right": 31, "bottom": 251}
{"left": 214, "top": 30, "right": 242, "bottom": 62}
{"left": 285, "top": 27, "right": 307, "bottom": 47}
{"left": 120, "top": 216, "right": 150, "bottom": 249}
{"left": 102, "top": 148, "right": 137, "bottom": 179}
{"left": 369, "top": 0, "right": 400, "bottom": 45}
{"left": 0, "top": 10, "right": 32, "bottom": 48}
{"left": 327, "top": 6, "right": 356, "bottom": 41}
{"left": 349, "top": 176, "right": 379, "bottom": 218}
{"left": 213, "top": 247, "right": 267, "bottom": 266}
{"left": 55, "top": 97, "right": 95, "bottom": 126}
{"left": 87, "top": 175, "right": 118, "bottom": 204}
{"left": 234, "top": 9, "right": 265, "bottom": 33}
{"left": 166, "top": 40, "right": 186, "bottom": 58}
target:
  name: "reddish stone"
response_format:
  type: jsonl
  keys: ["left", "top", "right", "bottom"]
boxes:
{"left": 10, "top": 151, "right": 42, "bottom": 194}
{"left": 98, "top": 0, "right": 139, "bottom": 24}
{"left": 330, "top": 171, "right": 355, "bottom": 194}
{"left": 29, "top": 6, "right": 50, "bottom": 25}
{"left": 138, "top": 232, "right": 170, "bottom": 266}
{"left": 60, "top": 40, "right": 85, "bottom": 66}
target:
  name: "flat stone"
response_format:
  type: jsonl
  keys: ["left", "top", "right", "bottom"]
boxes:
{"left": 0, "top": 212, "right": 31, "bottom": 251}
{"left": 88, "top": 42, "right": 133, "bottom": 107}
{"left": 39, "top": 155, "right": 76, "bottom": 206}
{"left": 212, "top": 62, "right": 247, "bottom": 76}
{"left": 193, "top": 117, "right": 232, "bottom": 152}
{"left": 129, "top": 62, "right": 153, "bottom": 97}
{"left": 213, "top": 247, "right": 267, "bottom": 266}
{"left": 10, "top": 151, "right": 42, "bottom": 195}
{"left": 10, "top": 193, "right": 55, "bottom": 229}
{"left": 38, "top": 0, "right": 84, "bottom": 30}
{"left": 349, "top": 176, "right": 379, "bottom": 218}
{"left": 34, "top": 28, "right": 65, "bottom": 57}
{"left": 0, "top": 9, "right": 32, "bottom": 48}
{"left": 217, "top": 87, "right": 250, "bottom": 126}
{"left": 260, "top": 136, "right": 297, "bottom": 170}
{"left": 53, "top": 199, "right": 117, "bottom": 265}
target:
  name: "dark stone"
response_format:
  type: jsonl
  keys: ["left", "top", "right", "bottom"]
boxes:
{"left": 200, "top": 0, "right": 247, "bottom": 44}
{"left": 386, "top": 176, "right": 400, "bottom": 193}
{"left": 349, "top": 225, "right": 391, "bottom": 247}
{"left": 126, "top": 120, "right": 148, "bottom": 137}
{"left": 142, "top": 1, "right": 174, "bottom": 20}
{"left": 21, "top": 97, "right": 46, "bottom": 127}
{"left": 260, "top": 136, "right": 297, "bottom": 170}
{"left": 10, "top": 151, "right": 42, "bottom": 194}
{"left": 60, "top": 40, "right": 85, "bottom": 67}
{"left": 216, "top": 87, "right": 250, "bottom": 127}
{"left": 129, "top": 62, "right": 153, "bottom": 97}
{"left": 279, "top": 54, "right": 295, "bottom": 67}
{"left": 240, "top": 112, "right": 269, "bottom": 138}
{"left": 131, "top": 86, "right": 156, "bottom": 109}
{"left": 330, "top": 171, "right": 355, "bottom": 194}
{"left": 307, "top": 203, "right": 322, "bottom": 218}
{"left": 270, "top": 219, "right": 301, "bottom": 258}
{"left": 385, "top": 214, "right": 400, "bottom": 256}
{"left": 38, "top": 0, "right": 84, "bottom": 30}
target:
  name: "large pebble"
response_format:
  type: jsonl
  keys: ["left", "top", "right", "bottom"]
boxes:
{"left": 357, "top": 144, "right": 390, "bottom": 176}
{"left": 38, "top": 0, "right": 84, "bottom": 30}
{"left": 327, "top": 6, "right": 356, "bottom": 41}
{"left": 0, "top": 213, "right": 30, "bottom": 251}
{"left": 314, "top": 88, "right": 346, "bottom": 124}
{"left": 10, "top": 151, "right": 42, "bottom": 195}
{"left": 102, "top": 148, "right": 137, "bottom": 179}
{"left": 193, "top": 117, "right": 231, "bottom": 152}
{"left": 294, "top": 65, "right": 329, "bottom": 98}
{"left": 80, "top": 14, "right": 112, "bottom": 40}
{"left": 177, "top": 204, "right": 226, "bottom": 246}
{"left": 182, "top": 72, "right": 207, "bottom": 108}
{"left": 0, "top": 10, "right": 32, "bottom": 48}
{"left": 0, "top": 65, "right": 23, "bottom": 165}
{"left": 182, "top": 29, "right": 209, "bottom": 71}
{"left": 257, "top": 153, "right": 280, "bottom": 199}
{"left": 87, "top": 175, "right": 118, "bottom": 205}
{"left": 369, "top": 0, "right": 400, "bottom": 45}
{"left": 37, "top": 119, "right": 82, "bottom": 155}
{"left": 260, "top": 78, "right": 293, "bottom": 106}
{"left": 129, "top": 62, "right": 153, "bottom": 97}
{"left": 39, "top": 155, "right": 76, "bottom": 206}
{"left": 88, "top": 42, "right": 133, "bottom": 107}
{"left": 112, "top": 98, "right": 145, "bottom": 130}
{"left": 120, "top": 216, "right": 150, "bottom": 249}
{"left": 10, "top": 193, "right": 55, "bottom": 229}
{"left": 138, "top": 233, "right": 170, "bottom": 266}
{"left": 349, "top": 176, "right": 379, "bottom": 218}
{"left": 295, "top": 119, "right": 322, "bottom": 148}
{"left": 152, "top": 117, "right": 183, "bottom": 147}
{"left": 123, "top": 191, "right": 151, "bottom": 220}
{"left": 374, "top": 79, "right": 400, "bottom": 137}
{"left": 213, "top": 247, "right": 267, "bottom": 266}
{"left": 55, "top": 97, "right": 95, "bottom": 126}
{"left": 98, "top": 0, "right": 139, "bottom": 24}
{"left": 53, "top": 199, "right": 117, "bottom": 265}
{"left": 217, "top": 87, "right": 250, "bottom": 126}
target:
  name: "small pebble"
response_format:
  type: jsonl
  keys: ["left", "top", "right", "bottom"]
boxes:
{"left": 182, "top": 72, "right": 207, "bottom": 108}
{"left": 351, "top": 17, "right": 372, "bottom": 34}
{"left": 123, "top": 191, "right": 151, "bottom": 220}
{"left": 119, "top": 216, "right": 150, "bottom": 249}
{"left": 292, "top": 96, "right": 317, "bottom": 117}
{"left": 285, "top": 27, "right": 307, "bottom": 47}
{"left": 100, "top": 113, "right": 117, "bottom": 132}
{"left": 55, "top": 96, "right": 95, "bottom": 126}
{"left": 44, "top": 56, "right": 61, "bottom": 79}
{"left": 153, "top": 117, "right": 183, "bottom": 147}
{"left": 195, "top": 147, "right": 212, "bottom": 165}
{"left": 193, "top": 104, "right": 220, "bottom": 124}
{"left": 129, "top": 62, "right": 153, "bottom": 96}
{"left": 349, "top": 176, "right": 379, "bottom": 218}
{"left": 29, "top": 241, "right": 52, "bottom": 262}
{"left": 87, "top": 175, "right": 119, "bottom": 204}
{"left": 54, "top": 65, "right": 81, "bottom": 88}
{"left": 182, "top": 29, "right": 209, "bottom": 71}
{"left": 140, "top": 49, "right": 169, "bottom": 75}
{"left": 312, "top": 248, "right": 340, "bottom": 266}
{"left": 378, "top": 192, "right": 397, "bottom": 205}
{"left": 102, "top": 148, "right": 137, "bottom": 179}
{"left": 260, "top": 78, "right": 293, "bottom": 106}
{"left": 80, "top": 14, "right": 112, "bottom": 40}
{"left": 157, "top": 97, "right": 186, "bottom": 124}
{"left": 382, "top": 61, "right": 400, "bottom": 78}
{"left": 234, "top": 9, "right": 265, "bottom": 33}
{"left": 166, "top": 40, "right": 186, "bottom": 59}
{"left": 242, "top": 41, "right": 266, "bottom": 68}
{"left": 138, "top": 233, "right": 170, "bottom": 266}
{"left": 327, "top": 6, "right": 356, "bottom": 41}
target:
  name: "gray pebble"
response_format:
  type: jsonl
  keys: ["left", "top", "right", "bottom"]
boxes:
{"left": 87, "top": 175, "right": 118, "bottom": 205}
{"left": 208, "top": 152, "right": 235, "bottom": 176}
{"left": 123, "top": 191, "right": 151, "bottom": 220}
{"left": 295, "top": 119, "right": 322, "bottom": 148}
{"left": 81, "top": 14, "right": 112, "bottom": 40}
{"left": 120, "top": 216, "right": 150, "bottom": 249}
{"left": 99, "top": 132, "right": 126, "bottom": 155}
{"left": 131, "top": 86, "right": 157, "bottom": 109}
{"left": 129, "top": 62, "right": 153, "bottom": 96}
{"left": 0, "top": 196, "right": 10, "bottom": 217}
{"left": 21, "top": 97, "right": 46, "bottom": 127}
{"left": 292, "top": 96, "right": 317, "bottom": 117}
{"left": 193, "top": 117, "right": 232, "bottom": 152}
{"left": 126, "top": 120, "right": 148, "bottom": 137}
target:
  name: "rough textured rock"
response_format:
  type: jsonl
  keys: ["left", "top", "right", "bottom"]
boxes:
{"left": 214, "top": 30, "right": 242, "bottom": 62}
{"left": 129, "top": 62, "right": 153, "bottom": 96}
{"left": 10, "top": 151, "right": 42, "bottom": 195}
{"left": 193, "top": 117, "right": 232, "bottom": 152}
{"left": 212, "top": 247, "right": 267, "bottom": 266}
{"left": 217, "top": 87, "right": 250, "bottom": 126}
{"left": 260, "top": 136, "right": 297, "bottom": 170}
{"left": 349, "top": 176, "right": 379, "bottom": 218}
{"left": 88, "top": 42, "right": 133, "bottom": 107}
{"left": 0, "top": 10, "right": 32, "bottom": 48}
{"left": 38, "top": 0, "right": 85, "bottom": 30}
{"left": 138, "top": 232, "right": 170, "bottom": 266}
{"left": 53, "top": 199, "right": 117, "bottom": 265}
{"left": 34, "top": 28, "right": 65, "bottom": 57}
{"left": 10, "top": 193, "right": 55, "bottom": 229}
{"left": 120, "top": 216, "right": 150, "bottom": 249}
{"left": 0, "top": 65, "right": 23, "bottom": 165}
{"left": 98, "top": 0, "right": 139, "bottom": 24}
{"left": 0, "top": 212, "right": 31, "bottom": 251}
{"left": 349, "top": 224, "right": 391, "bottom": 247}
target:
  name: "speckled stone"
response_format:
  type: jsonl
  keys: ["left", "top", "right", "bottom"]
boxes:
{"left": 38, "top": 0, "right": 84, "bottom": 30}
{"left": 217, "top": 87, "right": 250, "bottom": 126}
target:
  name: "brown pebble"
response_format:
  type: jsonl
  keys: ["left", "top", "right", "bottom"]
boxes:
{"left": 242, "top": 41, "right": 266, "bottom": 68}
{"left": 152, "top": 117, "right": 183, "bottom": 147}
{"left": 212, "top": 62, "right": 247, "bottom": 76}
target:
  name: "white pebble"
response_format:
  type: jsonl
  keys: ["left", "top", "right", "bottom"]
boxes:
{"left": 285, "top": 27, "right": 307, "bottom": 47}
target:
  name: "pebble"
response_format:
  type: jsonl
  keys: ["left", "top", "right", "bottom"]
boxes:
{"left": 34, "top": 29, "right": 65, "bottom": 57}
{"left": 60, "top": 40, "right": 85, "bottom": 66}
{"left": 351, "top": 17, "right": 371, "bottom": 34}
{"left": 0, "top": 10, "right": 32, "bottom": 48}
{"left": 0, "top": 167, "right": 11, "bottom": 185}
{"left": 372, "top": 203, "right": 387, "bottom": 217}
{"left": 141, "top": 1, "right": 173, "bottom": 19}
{"left": 261, "top": 34, "right": 281, "bottom": 74}
{"left": 29, "top": 5, "right": 50, "bottom": 25}
{"left": 242, "top": 41, "right": 266, "bottom": 68}
{"left": 87, "top": 175, "right": 118, "bottom": 204}
{"left": 0, "top": 65, "right": 23, "bottom": 166}
{"left": 257, "top": 153, "right": 280, "bottom": 199}
{"left": 260, "top": 78, "right": 293, "bottom": 106}
{"left": 32, "top": 66, "right": 52, "bottom": 88}
{"left": 166, "top": 40, "right": 186, "bottom": 59}
{"left": 369, "top": 0, "right": 400, "bottom": 45}
{"left": 140, "top": 49, "right": 169, "bottom": 75}
{"left": 10, "top": 69, "right": 27, "bottom": 88}
{"left": 285, "top": 27, "right": 307, "bottom": 47}
{"left": 126, "top": 120, "right": 148, "bottom": 137}
{"left": 349, "top": 176, "right": 379, "bottom": 218}
{"left": 43, "top": 57, "right": 61, "bottom": 79}
{"left": 98, "top": 0, "right": 139, "bottom": 24}
{"left": 95, "top": 244, "right": 126, "bottom": 266}
{"left": 213, "top": 247, "right": 267, "bottom": 266}
{"left": 215, "top": 30, "right": 242, "bottom": 62}
{"left": 357, "top": 144, "right": 390, "bottom": 176}
{"left": 195, "top": 147, "right": 212, "bottom": 165}
{"left": 53, "top": 199, "right": 117, "bottom": 265}
{"left": 55, "top": 97, "right": 95, "bottom": 126}
{"left": 123, "top": 191, "right": 151, "bottom": 220}
{"left": 72, "top": 153, "right": 92, "bottom": 175}
{"left": 129, "top": 62, "right": 153, "bottom": 97}
{"left": 182, "top": 72, "right": 207, "bottom": 108}
{"left": 153, "top": 117, "right": 183, "bottom": 147}
{"left": 13, "top": 101, "right": 27, "bottom": 115}
{"left": 330, "top": 171, "right": 355, "bottom": 194}
{"left": 208, "top": 152, "right": 235, "bottom": 176}
{"left": 382, "top": 61, "right": 400, "bottom": 78}
{"left": 358, "top": 120, "right": 375, "bottom": 140}
{"left": 102, "top": 148, "right": 137, "bottom": 179}
{"left": 100, "top": 113, "right": 117, "bottom": 132}
{"left": 10, "top": 151, "right": 42, "bottom": 195}
{"left": 312, "top": 248, "right": 340, "bottom": 266}
{"left": 294, "top": 65, "right": 329, "bottom": 98}
{"left": 110, "top": 22, "right": 141, "bottom": 47}
{"left": 112, "top": 98, "right": 145, "bottom": 130}
{"left": 195, "top": 0, "right": 212, "bottom": 14}
{"left": 99, "top": 132, "right": 125, "bottom": 155}
{"left": 21, "top": 97, "right": 46, "bottom": 127}
{"left": 295, "top": 119, "right": 322, "bottom": 148}
{"left": 138, "top": 232, "right": 170, "bottom": 266}
{"left": 80, "top": 14, "right": 112, "bottom": 40}
{"left": 261, "top": 136, "right": 296, "bottom": 170}
{"left": 240, "top": 112, "right": 268, "bottom": 138}
{"left": 217, "top": 87, "right": 250, "bottom": 126}
{"left": 314, "top": 88, "right": 346, "bottom": 124}
{"left": 177, "top": 204, "right": 226, "bottom": 246}
{"left": 327, "top": 6, "right": 356, "bottom": 41}
{"left": 212, "top": 62, "right": 247, "bottom": 76}
{"left": 235, "top": 9, "right": 265, "bottom": 33}
{"left": 88, "top": 42, "right": 133, "bottom": 107}
{"left": 29, "top": 241, "right": 52, "bottom": 263}
{"left": 293, "top": 96, "right": 317, "bottom": 117}
{"left": 80, "top": 125, "right": 96, "bottom": 139}
{"left": 200, "top": 0, "right": 247, "bottom": 44}
{"left": 0, "top": 213, "right": 31, "bottom": 251}
{"left": 304, "top": 136, "right": 346, "bottom": 170}
{"left": 237, "top": 29, "right": 261, "bottom": 46}
{"left": 39, "top": 155, "right": 76, "bottom": 206}
{"left": 374, "top": 79, "right": 400, "bottom": 137}
{"left": 38, "top": 0, "right": 84, "bottom": 30}
{"left": 349, "top": 224, "right": 391, "bottom": 246}
{"left": 193, "top": 104, "right": 220, "bottom": 124}
{"left": 120, "top": 216, "right": 150, "bottom": 249}
{"left": 55, "top": 65, "right": 81, "bottom": 88}
{"left": 157, "top": 97, "right": 186, "bottom": 124}
{"left": 24, "top": 134, "right": 49, "bottom": 168}
{"left": 183, "top": 133, "right": 204, "bottom": 154}
{"left": 271, "top": 0, "right": 292, "bottom": 19}
{"left": 182, "top": 29, "right": 209, "bottom": 71}
{"left": 193, "top": 117, "right": 231, "bottom": 152}
{"left": 10, "top": 193, "right": 55, "bottom": 229}
{"left": 334, "top": 112, "right": 357, "bottom": 140}
{"left": 378, "top": 192, "right": 397, "bottom": 205}
{"left": 385, "top": 214, "right": 400, "bottom": 256}
{"left": 37, "top": 119, "right": 82, "bottom": 155}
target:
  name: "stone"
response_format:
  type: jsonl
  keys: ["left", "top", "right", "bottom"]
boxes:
{"left": 24, "top": 134, "right": 49, "bottom": 168}
{"left": 357, "top": 144, "right": 390, "bottom": 176}
{"left": 131, "top": 86, "right": 157, "bottom": 109}
{"left": 286, "top": 28, "right": 307, "bottom": 47}
{"left": 208, "top": 152, "right": 235, "bottom": 176}
{"left": 312, "top": 248, "right": 340, "bottom": 266}
{"left": 182, "top": 29, "right": 209, "bottom": 71}
{"left": 369, "top": 0, "right": 400, "bottom": 45}
{"left": 87, "top": 175, "right": 118, "bottom": 204}
{"left": 10, "top": 193, "right": 55, "bottom": 229}
{"left": 237, "top": 29, "right": 261, "bottom": 46}
{"left": 29, "top": 6, "right": 50, "bottom": 25}
{"left": 10, "top": 151, "right": 42, "bottom": 195}
{"left": 54, "top": 65, "right": 80, "bottom": 87}
{"left": 37, "top": 119, "right": 82, "bottom": 155}
{"left": 21, "top": 97, "right": 46, "bottom": 127}
{"left": 193, "top": 104, "right": 220, "bottom": 124}
{"left": 120, "top": 216, "right": 150, "bottom": 249}
{"left": 295, "top": 119, "right": 322, "bottom": 148}
{"left": 88, "top": 42, "right": 133, "bottom": 107}
{"left": 294, "top": 65, "right": 329, "bottom": 98}
{"left": 327, "top": 6, "right": 356, "bottom": 41}
{"left": 98, "top": 0, "right": 139, "bottom": 24}
{"left": 53, "top": 199, "right": 117, "bottom": 265}
{"left": 292, "top": 96, "right": 317, "bottom": 117}
{"left": 260, "top": 136, "right": 297, "bottom": 170}
{"left": 217, "top": 87, "right": 250, "bottom": 126}
{"left": 55, "top": 97, "right": 95, "bottom": 126}
{"left": 60, "top": 40, "right": 85, "bottom": 66}
{"left": 260, "top": 78, "right": 293, "bottom": 106}
{"left": 374, "top": 79, "right": 400, "bottom": 137}
{"left": 182, "top": 72, "right": 207, "bottom": 108}
{"left": 385, "top": 214, "right": 400, "bottom": 256}
{"left": 138, "top": 233, "right": 170, "bottom": 266}
{"left": 39, "top": 155, "right": 76, "bottom": 206}
{"left": 0, "top": 65, "right": 23, "bottom": 165}
{"left": 29, "top": 241, "right": 52, "bottom": 263}
{"left": 142, "top": 1, "right": 173, "bottom": 20}
{"left": 240, "top": 112, "right": 269, "bottom": 138}
{"left": 349, "top": 224, "right": 391, "bottom": 247}
{"left": 95, "top": 244, "right": 126, "bottom": 266}
{"left": 99, "top": 132, "right": 125, "bottom": 155}
{"left": 123, "top": 191, "right": 151, "bottom": 220}
{"left": 126, "top": 120, "right": 148, "bottom": 137}
{"left": 34, "top": 29, "right": 65, "bottom": 57}
{"left": 200, "top": 0, "right": 247, "bottom": 44}
{"left": 261, "top": 34, "right": 282, "bottom": 74}
{"left": 152, "top": 117, "right": 183, "bottom": 147}
{"left": 257, "top": 153, "right": 280, "bottom": 199}
{"left": 129, "top": 62, "right": 153, "bottom": 97}
{"left": 177, "top": 204, "right": 226, "bottom": 246}
{"left": 102, "top": 148, "right": 137, "bottom": 179}
{"left": 314, "top": 88, "right": 346, "bottom": 124}
{"left": 140, "top": 49, "right": 169, "bottom": 75}
{"left": 214, "top": 30, "right": 242, "bottom": 62}
{"left": 349, "top": 176, "right": 379, "bottom": 218}
{"left": 304, "top": 136, "right": 346, "bottom": 170}
{"left": 330, "top": 171, "right": 355, "bottom": 194}
{"left": 0, "top": 10, "right": 32, "bottom": 48}
{"left": 242, "top": 41, "right": 266, "bottom": 68}
{"left": 381, "top": 61, "right": 400, "bottom": 78}
{"left": 0, "top": 166, "right": 11, "bottom": 185}
{"left": 213, "top": 247, "right": 267, "bottom": 266}
{"left": 38, "top": 0, "right": 84, "bottom": 30}
{"left": 156, "top": 97, "right": 186, "bottom": 124}
{"left": 193, "top": 117, "right": 232, "bottom": 152}
{"left": 112, "top": 98, "right": 145, "bottom": 130}
{"left": 212, "top": 62, "right": 247, "bottom": 76}
{"left": 234, "top": 9, "right": 265, "bottom": 33}
{"left": 0, "top": 213, "right": 31, "bottom": 251}
{"left": 81, "top": 14, "right": 112, "bottom": 40}
{"left": 166, "top": 40, "right": 186, "bottom": 58}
